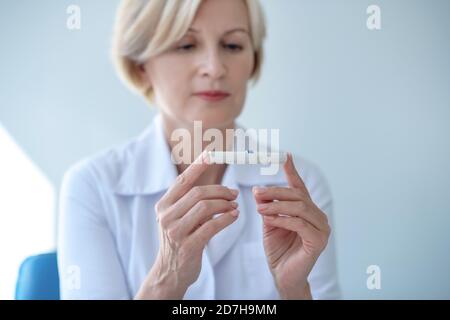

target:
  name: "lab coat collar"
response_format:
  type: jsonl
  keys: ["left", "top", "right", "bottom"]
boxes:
{"left": 114, "top": 114, "right": 178, "bottom": 195}
{"left": 114, "top": 113, "right": 287, "bottom": 196}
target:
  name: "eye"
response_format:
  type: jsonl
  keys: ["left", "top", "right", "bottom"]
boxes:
{"left": 177, "top": 44, "right": 195, "bottom": 51}
{"left": 223, "top": 43, "right": 243, "bottom": 52}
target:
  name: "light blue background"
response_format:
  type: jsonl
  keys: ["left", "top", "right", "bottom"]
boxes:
{"left": 1, "top": 0, "right": 449, "bottom": 299}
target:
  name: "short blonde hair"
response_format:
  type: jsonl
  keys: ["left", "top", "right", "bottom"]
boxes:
{"left": 111, "top": 0, "right": 266, "bottom": 102}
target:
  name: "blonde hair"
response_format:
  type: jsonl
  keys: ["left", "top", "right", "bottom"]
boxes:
{"left": 111, "top": 0, "right": 266, "bottom": 102}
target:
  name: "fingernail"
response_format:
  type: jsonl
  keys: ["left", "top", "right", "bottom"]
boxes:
{"left": 230, "top": 209, "right": 239, "bottom": 217}
{"left": 231, "top": 201, "right": 238, "bottom": 208}
{"left": 257, "top": 203, "right": 269, "bottom": 211}
{"left": 255, "top": 187, "right": 267, "bottom": 194}
{"left": 229, "top": 189, "right": 239, "bottom": 196}
{"left": 286, "top": 152, "right": 292, "bottom": 164}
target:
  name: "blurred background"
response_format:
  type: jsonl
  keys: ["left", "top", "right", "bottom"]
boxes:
{"left": 1, "top": 0, "right": 449, "bottom": 299}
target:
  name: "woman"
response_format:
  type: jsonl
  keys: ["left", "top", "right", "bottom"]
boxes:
{"left": 57, "top": 0, "right": 340, "bottom": 299}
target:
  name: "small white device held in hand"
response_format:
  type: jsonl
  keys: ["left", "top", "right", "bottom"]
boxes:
{"left": 207, "top": 150, "right": 288, "bottom": 165}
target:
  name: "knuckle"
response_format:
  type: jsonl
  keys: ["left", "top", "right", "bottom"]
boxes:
{"left": 318, "top": 229, "right": 331, "bottom": 250}
{"left": 176, "top": 174, "right": 187, "bottom": 186}
{"left": 155, "top": 211, "right": 162, "bottom": 224}
{"left": 154, "top": 201, "right": 163, "bottom": 213}
{"left": 320, "top": 234, "right": 329, "bottom": 250}
{"left": 196, "top": 200, "right": 210, "bottom": 213}
{"left": 159, "top": 213, "right": 170, "bottom": 229}
{"left": 191, "top": 186, "right": 203, "bottom": 201}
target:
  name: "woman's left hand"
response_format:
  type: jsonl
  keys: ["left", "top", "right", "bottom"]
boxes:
{"left": 253, "top": 153, "right": 331, "bottom": 300}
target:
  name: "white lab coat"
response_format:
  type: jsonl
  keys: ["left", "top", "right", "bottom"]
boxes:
{"left": 57, "top": 114, "right": 340, "bottom": 299}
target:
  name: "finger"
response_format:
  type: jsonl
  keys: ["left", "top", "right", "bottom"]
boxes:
{"left": 283, "top": 153, "right": 308, "bottom": 192}
{"left": 169, "top": 185, "right": 239, "bottom": 220}
{"left": 160, "top": 150, "right": 211, "bottom": 206}
{"left": 177, "top": 199, "right": 238, "bottom": 238}
{"left": 256, "top": 200, "right": 326, "bottom": 231}
{"left": 263, "top": 216, "right": 326, "bottom": 255}
{"left": 188, "top": 209, "right": 239, "bottom": 247}
{"left": 253, "top": 186, "right": 308, "bottom": 202}
{"left": 252, "top": 185, "right": 274, "bottom": 205}
{"left": 254, "top": 194, "right": 272, "bottom": 205}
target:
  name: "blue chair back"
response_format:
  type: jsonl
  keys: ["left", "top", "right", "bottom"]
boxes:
{"left": 15, "top": 252, "right": 60, "bottom": 300}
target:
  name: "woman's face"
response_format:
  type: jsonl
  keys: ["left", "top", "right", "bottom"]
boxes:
{"left": 142, "top": 0, "right": 255, "bottom": 130}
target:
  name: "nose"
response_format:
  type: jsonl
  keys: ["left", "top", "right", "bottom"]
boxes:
{"left": 199, "top": 47, "right": 227, "bottom": 80}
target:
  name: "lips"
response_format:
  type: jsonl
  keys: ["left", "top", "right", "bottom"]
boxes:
{"left": 194, "top": 90, "right": 230, "bottom": 102}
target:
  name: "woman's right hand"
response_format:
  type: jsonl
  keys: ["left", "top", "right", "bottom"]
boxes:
{"left": 135, "top": 151, "right": 240, "bottom": 299}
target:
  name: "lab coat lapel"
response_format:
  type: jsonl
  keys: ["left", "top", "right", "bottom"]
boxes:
{"left": 114, "top": 113, "right": 178, "bottom": 195}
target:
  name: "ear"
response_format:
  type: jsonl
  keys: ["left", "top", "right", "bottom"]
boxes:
{"left": 137, "top": 63, "right": 152, "bottom": 90}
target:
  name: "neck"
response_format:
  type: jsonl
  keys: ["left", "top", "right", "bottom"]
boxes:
{"left": 161, "top": 114, "right": 235, "bottom": 186}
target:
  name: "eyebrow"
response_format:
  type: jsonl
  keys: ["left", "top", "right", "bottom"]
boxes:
{"left": 187, "top": 27, "right": 249, "bottom": 36}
